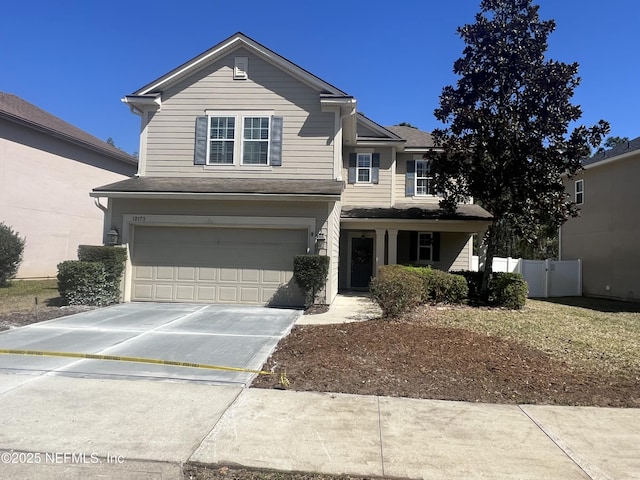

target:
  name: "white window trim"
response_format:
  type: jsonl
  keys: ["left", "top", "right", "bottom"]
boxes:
{"left": 356, "top": 153, "right": 372, "bottom": 184}
{"left": 417, "top": 232, "right": 433, "bottom": 262}
{"left": 415, "top": 159, "right": 435, "bottom": 197}
{"left": 575, "top": 179, "right": 584, "bottom": 205}
{"left": 203, "top": 110, "right": 274, "bottom": 167}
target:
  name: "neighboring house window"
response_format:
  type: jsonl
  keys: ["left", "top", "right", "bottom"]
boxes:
{"left": 194, "top": 114, "right": 283, "bottom": 167}
{"left": 357, "top": 153, "right": 372, "bottom": 183}
{"left": 209, "top": 116, "right": 235, "bottom": 164}
{"left": 242, "top": 116, "right": 270, "bottom": 165}
{"left": 418, "top": 232, "right": 434, "bottom": 261}
{"left": 415, "top": 160, "right": 434, "bottom": 196}
{"left": 575, "top": 179, "right": 584, "bottom": 205}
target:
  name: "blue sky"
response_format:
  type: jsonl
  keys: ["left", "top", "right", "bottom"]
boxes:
{"left": 2, "top": 0, "right": 637, "bottom": 155}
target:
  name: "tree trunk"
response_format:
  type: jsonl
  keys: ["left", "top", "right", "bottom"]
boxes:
{"left": 480, "top": 221, "right": 498, "bottom": 302}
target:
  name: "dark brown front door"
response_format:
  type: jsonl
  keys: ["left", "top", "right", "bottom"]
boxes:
{"left": 351, "top": 237, "right": 374, "bottom": 288}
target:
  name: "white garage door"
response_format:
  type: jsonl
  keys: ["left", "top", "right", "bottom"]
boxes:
{"left": 131, "top": 226, "right": 307, "bottom": 306}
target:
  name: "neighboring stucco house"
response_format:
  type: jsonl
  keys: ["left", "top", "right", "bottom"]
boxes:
{"left": 0, "top": 92, "right": 138, "bottom": 278}
{"left": 561, "top": 137, "right": 640, "bottom": 301}
{"left": 92, "top": 33, "right": 491, "bottom": 306}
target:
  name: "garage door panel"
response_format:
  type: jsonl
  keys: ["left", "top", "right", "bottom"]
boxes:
{"left": 131, "top": 226, "right": 306, "bottom": 306}
{"left": 176, "top": 285, "right": 196, "bottom": 301}
{"left": 198, "top": 268, "right": 216, "bottom": 281}
{"left": 133, "top": 284, "right": 153, "bottom": 300}
{"left": 154, "top": 285, "right": 174, "bottom": 301}
{"left": 177, "top": 267, "right": 196, "bottom": 281}
{"left": 197, "top": 286, "right": 216, "bottom": 301}
{"left": 219, "top": 287, "right": 238, "bottom": 302}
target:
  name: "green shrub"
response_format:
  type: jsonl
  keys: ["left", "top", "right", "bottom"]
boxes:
{"left": 451, "top": 270, "right": 484, "bottom": 301}
{"left": 490, "top": 272, "right": 528, "bottom": 309}
{"left": 293, "top": 255, "right": 330, "bottom": 306}
{"left": 370, "top": 265, "right": 422, "bottom": 317}
{"left": 404, "top": 266, "right": 468, "bottom": 304}
{"left": 78, "top": 245, "right": 127, "bottom": 302}
{"left": 57, "top": 261, "right": 111, "bottom": 306}
{"left": 0, "top": 222, "right": 26, "bottom": 287}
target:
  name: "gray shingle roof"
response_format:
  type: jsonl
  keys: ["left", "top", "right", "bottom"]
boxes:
{"left": 582, "top": 136, "right": 640, "bottom": 167}
{"left": 385, "top": 126, "right": 435, "bottom": 148}
{"left": 341, "top": 204, "right": 492, "bottom": 221}
{"left": 94, "top": 177, "right": 344, "bottom": 196}
{"left": 0, "top": 92, "right": 137, "bottom": 165}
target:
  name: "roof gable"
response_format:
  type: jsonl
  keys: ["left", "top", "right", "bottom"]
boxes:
{"left": 0, "top": 92, "right": 137, "bottom": 166}
{"left": 133, "top": 32, "right": 349, "bottom": 97}
{"left": 356, "top": 113, "right": 404, "bottom": 142}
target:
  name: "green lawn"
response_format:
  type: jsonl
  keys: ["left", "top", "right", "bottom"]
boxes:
{"left": 0, "top": 279, "right": 60, "bottom": 314}
{"left": 426, "top": 297, "right": 640, "bottom": 377}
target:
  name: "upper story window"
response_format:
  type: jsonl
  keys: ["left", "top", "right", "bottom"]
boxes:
{"left": 357, "top": 153, "right": 372, "bottom": 183}
{"left": 347, "top": 152, "right": 380, "bottom": 184}
{"left": 415, "top": 159, "right": 434, "bottom": 196}
{"left": 242, "top": 117, "right": 270, "bottom": 165}
{"left": 194, "top": 113, "right": 283, "bottom": 167}
{"left": 209, "top": 116, "right": 235, "bottom": 164}
{"left": 575, "top": 179, "right": 584, "bottom": 205}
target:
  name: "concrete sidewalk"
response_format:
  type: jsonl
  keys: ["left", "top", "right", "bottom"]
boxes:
{"left": 296, "top": 292, "right": 382, "bottom": 325}
{"left": 1, "top": 374, "right": 639, "bottom": 479}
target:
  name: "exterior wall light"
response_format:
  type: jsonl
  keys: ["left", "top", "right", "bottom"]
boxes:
{"left": 106, "top": 227, "right": 119, "bottom": 246}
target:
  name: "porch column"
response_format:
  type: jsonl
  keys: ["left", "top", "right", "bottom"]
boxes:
{"left": 387, "top": 229, "right": 398, "bottom": 265}
{"left": 375, "top": 229, "right": 386, "bottom": 276}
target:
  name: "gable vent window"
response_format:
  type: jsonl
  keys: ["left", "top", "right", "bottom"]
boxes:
{"left": 234, "top": 57, "right": 248, "bottom": 80}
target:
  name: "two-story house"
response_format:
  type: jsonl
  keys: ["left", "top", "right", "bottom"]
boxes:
{"left": 92, "top": 33, "right": 492, "bottom": 307}
{"left": 561, "top": 137, "right": 640, "bottom": 301}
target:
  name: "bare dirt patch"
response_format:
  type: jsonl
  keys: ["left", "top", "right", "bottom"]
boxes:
{"left": 0, "top": 305, "right": 97, "bottom": 331}
{"left": 252, "top": 318, "right": 639, "bottom": 407}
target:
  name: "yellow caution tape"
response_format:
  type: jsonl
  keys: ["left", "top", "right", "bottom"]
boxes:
{"left": 0, "top": 348, "right": 289, "bottom": 386}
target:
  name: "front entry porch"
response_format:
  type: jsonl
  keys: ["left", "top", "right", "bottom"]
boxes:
{"left": 338, "top": 205, "right": 493, "bottom": 291}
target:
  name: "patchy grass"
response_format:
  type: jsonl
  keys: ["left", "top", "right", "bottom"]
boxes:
{"left": 0, "top": 279, "right": 60, "bottom": 314}
{"left": 423, "top": 297, "right": 640, "bottom": 377}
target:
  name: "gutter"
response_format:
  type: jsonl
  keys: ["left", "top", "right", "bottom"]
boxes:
{"left": 90, "top": 191, "right": 342, "bottom": 202}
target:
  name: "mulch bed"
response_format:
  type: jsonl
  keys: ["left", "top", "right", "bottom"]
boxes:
{"left": 0, "top": 306, "right": 96, "bottom": 331}
{"left": 252, "top": 319, "right": 640, "bottom": 407}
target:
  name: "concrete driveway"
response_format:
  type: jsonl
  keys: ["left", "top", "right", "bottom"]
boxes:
{"left": 0, "top": 303, "right": 300, "bottom": 385}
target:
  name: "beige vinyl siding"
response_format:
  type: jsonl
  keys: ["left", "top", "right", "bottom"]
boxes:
{"left": 144, "top": 47, "right": 335, "bottom": 179}
{"left": 109, "top": 198, "right": 331, "bottom": 236}
{"left": 395, "top": 152, "right": 440, "bottom": 205}
{"left": 326, "top": 200, "right": 341, "bottom": 302}
{"left": 561, "top": 153, "right": 640, "bottom": 300}
{"left": 341, "top": 147, "right": 393, "bottom": 207}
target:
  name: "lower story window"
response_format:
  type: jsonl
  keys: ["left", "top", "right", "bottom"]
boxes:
{"left": 418, "top": 232, "right": 433, "bottom": 261}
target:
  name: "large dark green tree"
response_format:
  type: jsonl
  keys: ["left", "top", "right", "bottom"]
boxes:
{"left": 431, "top": 0, "right": 609, "bottom": 295}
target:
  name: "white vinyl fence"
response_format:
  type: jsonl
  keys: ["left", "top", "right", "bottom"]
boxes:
{"left": 471, "top": 256, "right": 582, "bottom": 298}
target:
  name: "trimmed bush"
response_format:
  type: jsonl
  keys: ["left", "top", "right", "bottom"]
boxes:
{"left": 370, "top": 265, "right": 422, "bottom": 317}
{"left": 490, "top": 272, "right": 528, "bottom": 309}
{"left": 57, "top": 260, "right": 110, "bottom": 306}
{"left": 0, "top": 222, "right": 26, "bottom": 287}
{"left": 451, "top": 270, "right": 484, "bottom": 302}
{"left": 78, "top": 245, "right": 127, "bottom": 303}
{"left": 404, "top": 266, "right": 468, "bottom": 304}
{"left": 293, "top": 255, "right": 330, "bottom": 306}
